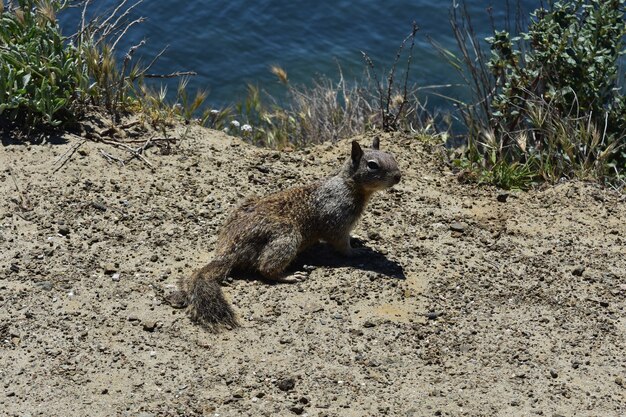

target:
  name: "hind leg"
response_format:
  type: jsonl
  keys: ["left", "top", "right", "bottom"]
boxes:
{"left": 257, "top": 232, "right": 307, "bottom": 283}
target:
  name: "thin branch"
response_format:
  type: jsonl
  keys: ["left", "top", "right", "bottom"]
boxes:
{"left": 143, "top": 71, "right": 198, "bottom": 79}
{"left": 136, "top": 46, "right": 169, "bottom": 77}
{"left": 52, "top": 138, "right": 87, "bottom": 174}
{"left": 110, "top": 17, "right": 145, "bottom": 53}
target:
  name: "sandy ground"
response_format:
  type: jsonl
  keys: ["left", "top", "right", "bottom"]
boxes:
{"left": 0, "top": 125, "right": 625, "bottom": 417}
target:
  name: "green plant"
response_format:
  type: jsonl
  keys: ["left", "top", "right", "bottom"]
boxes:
{"left": 442, "top": 0, "right": 626, "bottom": 187}
{"left": 0, "top": 0, "right": 200, "bottom": 133}
{"left": 0, "top": 0, "right": 87, "bottom": 127}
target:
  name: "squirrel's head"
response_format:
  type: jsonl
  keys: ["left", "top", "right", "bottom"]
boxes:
{"left": 347, "top": 138, "right": 401, "bottom": 191}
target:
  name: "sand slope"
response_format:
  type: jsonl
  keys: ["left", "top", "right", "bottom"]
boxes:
{"left": 1, "top": 126, "right": 624, "bottom": 416}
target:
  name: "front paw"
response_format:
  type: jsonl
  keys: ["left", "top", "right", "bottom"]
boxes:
{"left": 275, "top": 271, "right": 309, "bottom": 283}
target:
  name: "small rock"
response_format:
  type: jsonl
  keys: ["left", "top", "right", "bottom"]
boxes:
{"left": 549, "top": 369, "right": 558, "bottom": 379}
{"left": 128, "top": 315, "right": 140, "bottom": 322}
{"left": 150, "top": 254, "right": 159, "bottom": 262}
{"left": 103, "top": 263, "right": 117, "bottom": 275}
{"left": 425, "top": 311, "right": 443, "bottom": 320}
{"left": 497, "top": 192, "right": 509, "bottom": 202}
{"left": 91, "top": 201, "right": 107, "bottom": 211}
{"left": 510, "top": 399, "right": 520, "bottom": 406}
{"left": 367, "top": 230, "right": 382, "bottom": 241}
{"left": 232, "top": 389, "right": 244, "bottom": 399}
{"left": 599, "top": 300, "right": 609, "bottom": 307}
{"left": 450, "top": 222, "right": 468, "bottom": 233}
{"left": 615, "top": 376, "right": 623, "bottom": 387}
{"left": 276, "top": 377, "right": 296, "bottom": 392}
{"left": 363, "top": 321, "right": 376, "bottom": 328}
{"left": 37, "top": 281, "right": 53, "bottom": 291}
{"left": 349, "top": 328, "right": 364, "bottom": 336}
{"left": 9, "top": 263, "right": 19, "bottom": 273}
{"left": 111, "top": 272, "right": 121, "bottom": 282}
{"left": 290, "top": 406, "right": 304, "bottom": 415}
{"left": 571, "top": 266, "right": 585, "bottom": 276}
{"left": 58, "top": 225, "right": 70, "bottom": 236}
{"left": 143, "top": 320, "right": 157, "bottom": 332}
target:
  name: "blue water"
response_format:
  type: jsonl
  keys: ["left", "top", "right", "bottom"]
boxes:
{"left": 59, "top": 0, "right": 539, "bottom": 109}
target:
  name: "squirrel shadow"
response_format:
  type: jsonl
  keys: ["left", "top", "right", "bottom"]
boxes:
{"left": 229, "top": 239, "right": 404, "bottom": 284}
{"left": 292, "top": 240, "right": 405, "bottom": 280}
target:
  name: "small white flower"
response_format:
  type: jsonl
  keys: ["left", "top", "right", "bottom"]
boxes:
{"left": 230, "top": 120, "right": 240, "bottom": 128}
{"left": 210, "top": 109, "right": 220, "bottom": 115}
{"left": 241, "top": 124, "right": 253, "bottom": 133}
{"left": 222, "top": 127, "right": 229, "bottom": 133}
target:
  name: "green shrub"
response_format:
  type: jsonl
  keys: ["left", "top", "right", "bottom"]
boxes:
{"left": 0, "top": 0, "right": 87, "bottom": 127}
{"left": 448, "top": 0, "right": 626, "bottom": 187}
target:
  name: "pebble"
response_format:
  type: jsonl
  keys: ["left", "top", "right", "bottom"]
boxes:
{"left": 571, "top": 266, "right": 585, "bottom": 276}
{"left": 58, "top": 225, "right": 70, "bottom": 236}
{"left": 549, "top": 369, "right": 558, "bottom": 379}
{"left": 289, "top": 405, "right": 304, "bottom": 415}
{"left": 425, "top": 311, "right": 444, "bottom": 320}
{"left": 143, "top": 320, "right": 157, "bottom": 332}
{"left": 363, "top": 321, "right": 376, "bottom": 328}
{"left": 367, "top": 230, "right": 382, "bottom": 241}
{"left": 276, "top": 377, "right": 296, "bottom": 392}
{"left": 111, "top": 272, "right": 121, "bottom": 282}
{"left": 497, "top": 192, "right": 509, "bottom": 202}
{"left": 103, "top": 263, "right": 117, "bottom": 274}
{"left": 37, "top": 281, "right": 53, "bottom": 291}
{"left": 450, "top": 222, "right": 468, "bottom": 233}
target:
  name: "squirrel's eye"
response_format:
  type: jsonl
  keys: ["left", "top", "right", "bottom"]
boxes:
{"left": 367, "top": 160, "right": 379, "bottom": 170}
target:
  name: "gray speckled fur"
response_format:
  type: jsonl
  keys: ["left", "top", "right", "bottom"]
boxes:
{"left": 180, "top": 139, "right": 401, "bottom": 331}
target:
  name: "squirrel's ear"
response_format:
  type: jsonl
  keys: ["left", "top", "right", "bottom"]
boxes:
{"left": 351, "top": 141, "right": 363, "bottom": 166}
{"left": 372, "top": 137, "right": 380, "bottom": 150}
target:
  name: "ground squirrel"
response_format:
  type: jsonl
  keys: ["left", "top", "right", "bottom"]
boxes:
{"left": 178, "top": 138, "right": 401, "bottom": 330}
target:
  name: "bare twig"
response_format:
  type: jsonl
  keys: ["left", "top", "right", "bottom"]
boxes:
{"left": 110, "top": 17, "right": 145, "bottom": 53}
{"left": 99, "top": 149, "right": 125, "bottom": 166}
{"left": 79, "top": 0, "right": 92, "bottom": 44}
{"left": 116, "top": 39, "right": 146, "bottom": 108}
{"left": 143, "top": 71, "right": 198, "bottom": 79}
{"left": 137, "top": 46, "right": 169, "bottom": 77}
{"left": 7, "top": 167, "right": 32, "bottom": 211}
{"left": 52, "top": 138, "right": 87, "bottom": 174}
{"left": 99, "top": 138, "right": 154, "bottom": 170}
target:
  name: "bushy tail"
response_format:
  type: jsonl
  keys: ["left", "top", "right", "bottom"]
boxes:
{"left": 180, "top": 258, "right": 238, "bottom": 331}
